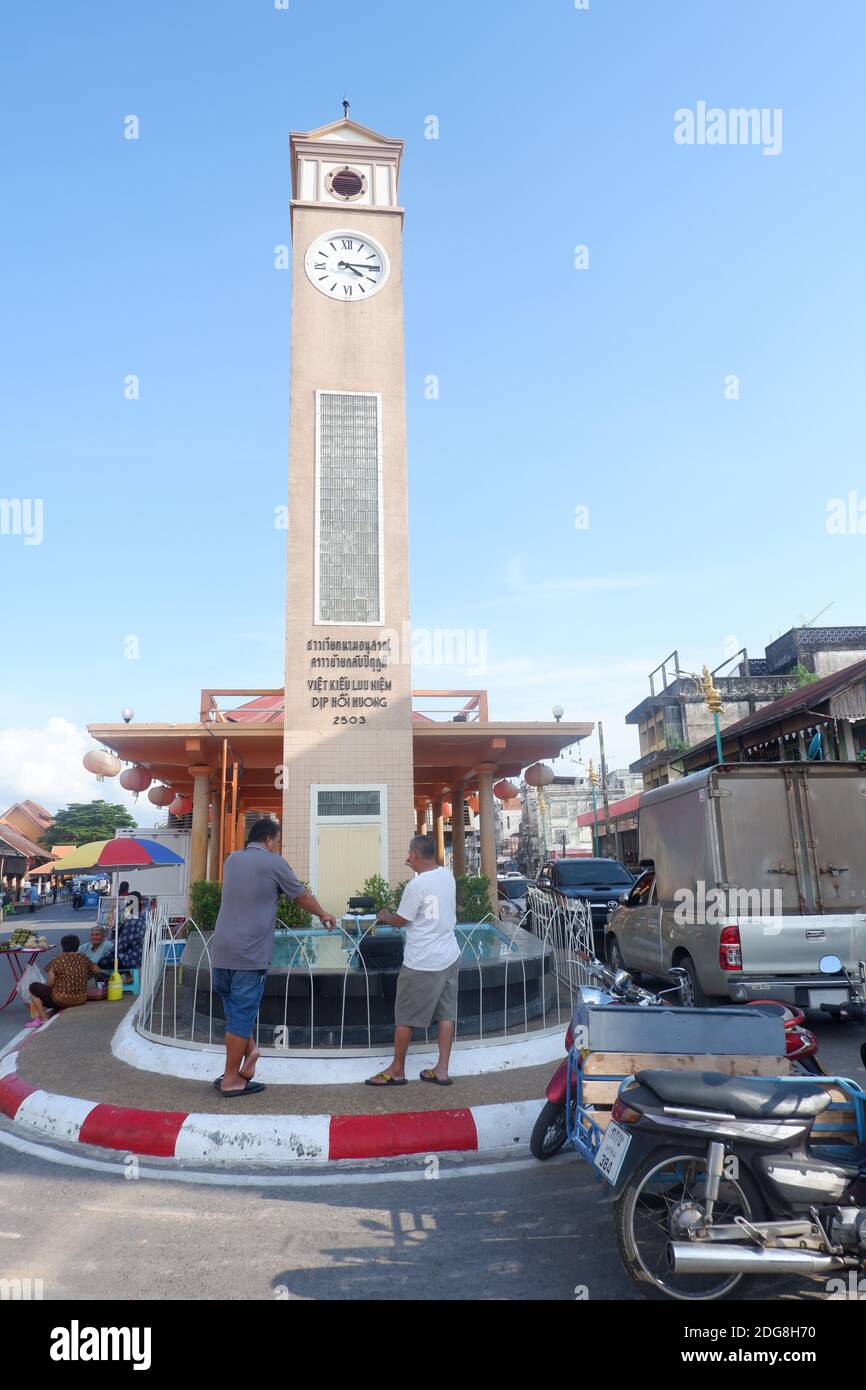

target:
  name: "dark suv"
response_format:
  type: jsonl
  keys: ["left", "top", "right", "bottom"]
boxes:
{"left": 535, "top": 858, "right": 635, "bottom": 948}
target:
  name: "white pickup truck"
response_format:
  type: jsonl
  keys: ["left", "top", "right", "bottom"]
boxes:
{"left": 604, "top": 763, "right": 866, "bottom": 1010}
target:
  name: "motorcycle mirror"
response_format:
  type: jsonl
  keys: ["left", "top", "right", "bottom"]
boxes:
{"left": 667, "top": 967, "right": 688, "bottom": 979}
{"left": 613, "top": 968, "right": 631, "bottom": 991}
{"left": 818, "top": 954, "right": 843, "bottom": 975}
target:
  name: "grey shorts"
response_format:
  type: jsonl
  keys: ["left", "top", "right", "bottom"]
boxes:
{"left": 394, "top": 960, "right": 460, "bottom": 1028}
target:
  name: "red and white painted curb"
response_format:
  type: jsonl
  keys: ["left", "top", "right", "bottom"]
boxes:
{"left": 0, "top": 1051, "right": 543, "bottom": 1166}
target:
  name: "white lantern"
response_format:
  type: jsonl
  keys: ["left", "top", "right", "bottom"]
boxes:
{"left": 83, "top": 750, "right": 121, "bottom": 778}
{"left": 524, "top": 762, "right": 555, "bottom": 787}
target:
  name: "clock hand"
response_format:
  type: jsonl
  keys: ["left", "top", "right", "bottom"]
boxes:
{"left": 337, "top": 260, "right": 365, "bottom": 277}
{"left": 339, "top": 262, "right": 382, "bottom": 272}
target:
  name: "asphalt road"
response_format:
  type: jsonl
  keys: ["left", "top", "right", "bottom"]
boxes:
{"left": 0, "top": 1144, "right": 627, "bottom": 1301}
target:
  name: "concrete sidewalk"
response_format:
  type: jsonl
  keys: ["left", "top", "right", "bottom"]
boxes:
{"left": 13, "top": 998, "right": 553, "bottom": 1117}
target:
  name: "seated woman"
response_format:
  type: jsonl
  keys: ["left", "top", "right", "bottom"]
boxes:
{"left": 79, "top": 925, "right": 112, "bottom": 970}
{"left": 113, "top": 912, "right": 146, "bottom": 980}
{"left": 27, "top": 935, "right": 103, "bottom": 1028}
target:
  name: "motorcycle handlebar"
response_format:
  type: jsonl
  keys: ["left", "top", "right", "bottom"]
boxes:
{"left": 581, "top": 955, "right": 666, "bottom": 1006}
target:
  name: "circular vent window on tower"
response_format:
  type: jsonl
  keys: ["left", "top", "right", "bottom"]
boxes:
{"left": 326, "top": 166, "right": 366, "bottom": 201}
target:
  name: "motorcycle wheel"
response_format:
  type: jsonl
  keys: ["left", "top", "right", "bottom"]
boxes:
{"left": 615, "top": 1145, "right": 764, "bottom": 1301}
{"left": 529, "top": 1100, "right": 572, "bottom": 1160}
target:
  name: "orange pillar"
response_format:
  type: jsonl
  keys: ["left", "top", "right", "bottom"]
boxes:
{"left": 432, "top": 798, "right": 445, "bottom": 866}
{"left": 188, "top": 767, "right": 212, "bottom": 887}
{"left": 477, "top": 767, "right": 497, "bottom": 897}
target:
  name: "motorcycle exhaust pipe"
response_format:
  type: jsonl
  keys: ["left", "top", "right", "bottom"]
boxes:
{"left": 670, "top": 1242, "right": 843, "bottom": 1276}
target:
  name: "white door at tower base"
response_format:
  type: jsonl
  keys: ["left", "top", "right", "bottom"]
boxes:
{"left": 315, "top": 824, "right": 382, "bottom": 917}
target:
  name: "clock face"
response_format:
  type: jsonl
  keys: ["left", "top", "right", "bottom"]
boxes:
{"left": 304, "top": 230, "right": 390, "bottom": 302}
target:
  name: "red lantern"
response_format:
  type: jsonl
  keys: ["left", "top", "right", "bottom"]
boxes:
{"left": 147, "top": 785, "right": 174, "bottom": 807}
{"left": 170, "top": 795, "right": 192, "bottom": 818}
{"left": 120, "top": 765, "right": 152, "bottom": 793}
{"left": 494, "top": 780, "right": 519, "bottom": 800}
{"left": 467, "top": 794, "right": 480, "bottom": 814}
{"left": 441, "top": 801, "right": 453, "bottom": 819}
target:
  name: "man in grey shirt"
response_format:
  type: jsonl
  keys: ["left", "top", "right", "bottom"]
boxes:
{"left": 211, "top": 817, "right": 336, "bottom": 1096}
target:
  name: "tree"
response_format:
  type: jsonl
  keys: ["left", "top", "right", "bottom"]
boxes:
{"left": 41, "top": 801, "right": 137, "bottom": 848}
{"left": 793, "top": 662, "right": 819, "bottom": 688}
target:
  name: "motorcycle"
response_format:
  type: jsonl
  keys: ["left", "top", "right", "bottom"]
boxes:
{"left": 597, "top": 953, "right": 866, "bottom": 1301}
{"left": 530, "top": 960, "right": 824, "bottom": 1160}
{"left": 747, "top": 999, "right": 823, "bottom": 1075}
{"left": 530, "top": 957, "right": 690, "bottom": 1160}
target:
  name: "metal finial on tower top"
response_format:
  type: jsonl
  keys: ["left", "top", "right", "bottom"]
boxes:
{"left": 342, "top": 97, "right": 350, "bottom": 119}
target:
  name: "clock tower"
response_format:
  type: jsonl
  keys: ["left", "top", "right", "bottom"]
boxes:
{"left": 281, "top": 117, "right": 414, "bottom": 913}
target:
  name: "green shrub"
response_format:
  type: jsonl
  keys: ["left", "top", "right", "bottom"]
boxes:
{"left": 277, "top": 886, "right": 312, "bottom": 930}
{"left": 354, "top": 876, "right": 411, "bottom": 913}
{"left": 189, "top": 880, "right": 222, "bottom": 932}
{"left": 356, "top": 874, "right": 392, "bottom": 911}
{"left": 456, "top": 874, "right": 493, "bottom": 923}
{"left": 189, "top": 878, "right": 312, "bottom": 932}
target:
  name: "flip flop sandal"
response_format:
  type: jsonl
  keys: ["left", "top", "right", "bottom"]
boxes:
{"left": 216, "top": 1080, "right": 266, "bottom": 1098}
{"left": 419, "top": 1069, "right": 452, "bottom": 1086}
{"left": 364, "top": 1071, "right": 408, "bottom": 1086}
{"left": 213, "top": 1074, "right": 257, "bottom": 1089}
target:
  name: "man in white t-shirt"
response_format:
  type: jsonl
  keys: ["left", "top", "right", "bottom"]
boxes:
{"left": 365, "top": 834, "right": 460, "bottom": 1088}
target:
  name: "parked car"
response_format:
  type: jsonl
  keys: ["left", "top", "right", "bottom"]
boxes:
{"left": 534, "top": 857, "right": 635, "bottom": 947}
{"left": 497, "top": 874, "right": 530, "bottom": 925}
{"left": 604, "top": 762, "right": 866, "bottom": 1009}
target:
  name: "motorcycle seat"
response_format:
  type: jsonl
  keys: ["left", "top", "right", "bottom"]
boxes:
{"left": 635, "top": 1070, "right": 832, "bottom": 1120}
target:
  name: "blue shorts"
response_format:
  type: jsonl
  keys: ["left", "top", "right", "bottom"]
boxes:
{"left": 212, "top": 968, "right": 267, "bottom": 1039}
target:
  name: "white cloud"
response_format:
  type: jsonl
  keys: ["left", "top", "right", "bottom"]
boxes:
{"left": 0, "top": 718, "right": 143, "bottom": 824}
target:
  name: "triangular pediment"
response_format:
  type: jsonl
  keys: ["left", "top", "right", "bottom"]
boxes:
{"left": 300, "top": 118, "right": 397, "bottom": 147}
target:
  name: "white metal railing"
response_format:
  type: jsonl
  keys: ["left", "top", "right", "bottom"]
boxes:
{"left": 526, "top": 886, "right": 594, "bottom": 992}
{"left": 135, "top": 904, "right": 589, "bottom": 1055}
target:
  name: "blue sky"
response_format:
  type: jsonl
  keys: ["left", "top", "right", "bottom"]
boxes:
{"left": 2, "top": 0, "right": 864, "bottom": 813}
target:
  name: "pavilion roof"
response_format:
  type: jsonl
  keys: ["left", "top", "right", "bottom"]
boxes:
{"left": 88, "top": 715, "right": 593, "bottom": 804}
{"left": 0, "top": 821, "right": 55, "bottom": 862}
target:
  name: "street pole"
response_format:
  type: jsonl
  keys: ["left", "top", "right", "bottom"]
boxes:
{"left": 598, "top": 722, "right": 613, "bottom": 858}
{"left": 589, "top": 759, "right": 599, "bottom": 856}
{"left": 701, "top": 666, "right": 724, "bottom": 764}
{"left": 538, "top": 787, "right": 549, "bottom": 867}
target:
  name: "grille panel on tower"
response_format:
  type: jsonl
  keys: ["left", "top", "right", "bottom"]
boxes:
{"left": 316, "top": 391, "right": 382, "bottom": 624}
{"left": 317, "top": 790, "right": 381, "bottom": 817}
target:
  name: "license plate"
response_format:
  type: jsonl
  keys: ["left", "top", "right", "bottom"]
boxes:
{"left": 808, "top": 988, "right": 848, "bottom": 1008}
{"left": 594, "top": 1120, "right": 632, "bottom": 1186}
